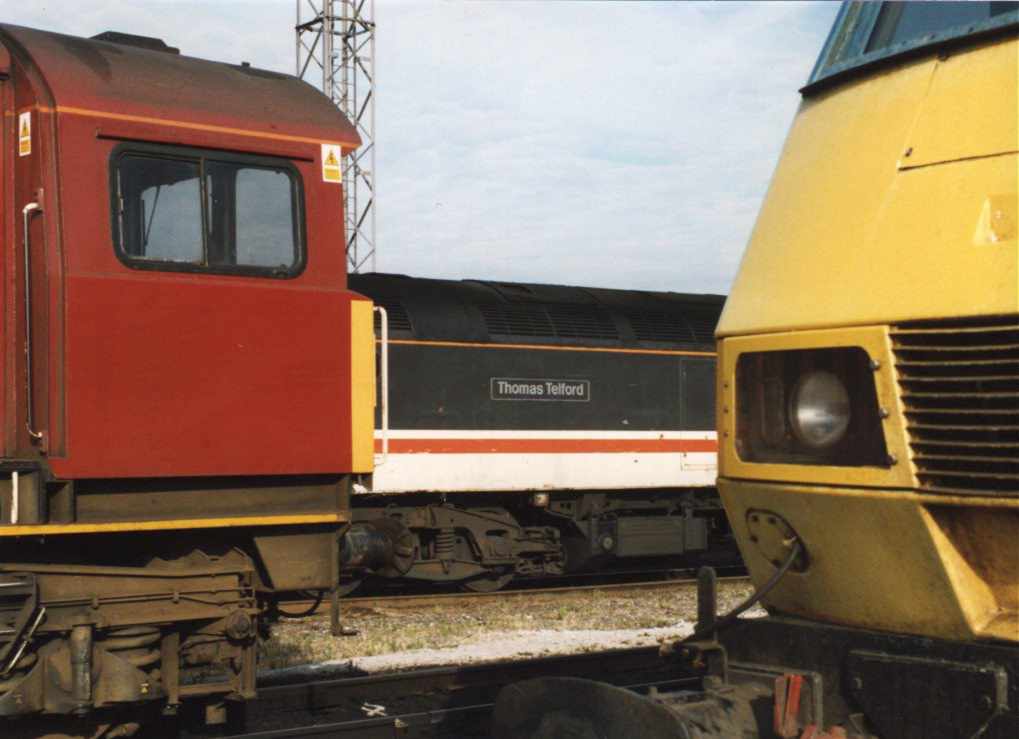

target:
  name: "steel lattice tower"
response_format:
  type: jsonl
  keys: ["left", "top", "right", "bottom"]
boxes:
{"left": 296, "top": 0, "right": 376, "bottom": 273}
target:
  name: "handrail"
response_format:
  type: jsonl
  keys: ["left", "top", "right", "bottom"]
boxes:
{"left": 10, "top": 471, "right": 18, "bottom": 525}
{"left": 373, "top": 305, "right": 389, "bottom": 465}
{"left": 22, "top": 203, "right": 43, "bottom": 442}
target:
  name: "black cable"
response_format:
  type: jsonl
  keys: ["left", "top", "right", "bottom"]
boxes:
{"left": 681, "top": 539, "right": 803, "bottom": 644}
{"left": 275, "top": 590, "right": 325, "bottom": 619}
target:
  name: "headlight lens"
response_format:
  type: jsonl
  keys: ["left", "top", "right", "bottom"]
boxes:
{"left": 789, "top": 371, "right": 851, "bottom": 448}
{"left": 734, "top": 346, "right": 888, "bottom": 466}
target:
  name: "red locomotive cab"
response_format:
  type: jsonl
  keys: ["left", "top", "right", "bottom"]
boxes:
{"left": 0, "top": 25, "right": 382, "bottom": 726}
{"left": 0, "top": 25, "right": 375, "bottom": 523}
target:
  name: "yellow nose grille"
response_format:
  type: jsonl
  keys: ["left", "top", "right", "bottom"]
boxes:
{"left": 890, "top": 316, "right": 1019, "bottom": 496}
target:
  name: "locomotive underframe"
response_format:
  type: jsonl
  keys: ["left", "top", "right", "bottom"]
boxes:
{"left": 0, "top": 547, "right": 258, "bottom": 730}
{"left": 0, "top": 473, "right": 365, "bottom": 729}
{"left": 351, "top": 488, "right": 734, "bottom": 589}
{"left": 494, "top": 572, "right": 1019, "bottom": 739}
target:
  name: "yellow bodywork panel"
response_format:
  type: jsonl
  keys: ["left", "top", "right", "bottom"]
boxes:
{"left": 924, "top": 505, "right": 1019, "bottom": 642}
{"left": 719, "top": 325, "right": 1019, "bottom": 643}
{"left": 350, "top": 299, "right": 376, "bottom": 473}
{"left": 719, "top": 479, "right": 1018, "bottom": 643}
{"left": 899, "top": 37, "right": 1018, "bottom": 169}
{"left": 718, "top": 37, "right": 1018, "bottom": 338}
{"left": 717, "top": 34, "right": 1018, "bottom": 644}
{"left": 718, "top": 326, "right": 913, "bottom": 489}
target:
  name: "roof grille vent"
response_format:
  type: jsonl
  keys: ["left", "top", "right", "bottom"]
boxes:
{"left": 686, "top": 309, "right": 722, "bottom": 343}
{"left": 480, "top": 303, "right": 618, "bottom": 341}
{"left": 625, "top": 308, "right": 720, "bottom": 344}
{"left": 545, "top": 305, "right": 618, "bottom": 340}
{"left": 480, "top": 304, "right": 554, "bottom": 338}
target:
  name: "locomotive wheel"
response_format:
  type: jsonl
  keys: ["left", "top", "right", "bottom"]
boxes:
{"left": 461, "top": 569, "right": 514, "bottom": 593}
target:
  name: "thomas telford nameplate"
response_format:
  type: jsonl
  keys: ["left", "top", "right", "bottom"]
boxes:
{"left": 491, "top": 378, "right": 590, "bottom": 402}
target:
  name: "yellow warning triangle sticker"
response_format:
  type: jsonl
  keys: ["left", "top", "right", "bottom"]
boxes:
{"left": 321, "top": 144, "right": 342, "bottom": 183}
{"left": 18, "top": 111, "right": 31, "bottom": 157}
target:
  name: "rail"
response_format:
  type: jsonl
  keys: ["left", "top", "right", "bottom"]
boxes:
{"left": 277, "top": 569, "right": 749, "bottom": 616}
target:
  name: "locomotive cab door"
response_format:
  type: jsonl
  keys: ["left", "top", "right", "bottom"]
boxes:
{"left": 9, "top": 79, "right": 51, "bottom": 462}
{"left": 0, "top": 48, "right": 56, "bottom": 526}
{"left": 0, "top": 54, "right": 46, "bottom": 462}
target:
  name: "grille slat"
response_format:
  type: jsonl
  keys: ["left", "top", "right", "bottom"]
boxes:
{"left": 908, "top": 422, "right": 1019, "bottom": 431}
{"left": 894, "top": 324, "right": 1019, "bottom": 335}
{"left": 892, "top": 316, "right": 1019, "bottom": 497}
{"left": 896, "top": 342, "right": 1019, "bottom": 350}
{"left": 900, "top": 374, "right": 1019, "bottom": 383}
{"left": 902, "top": 397, "right": 1018, "bottom": 412}
{"left": 913, "top": 439, "right": 1019, "bottom": 449}
{"left": 902, "top": 391, "right": 1018, "bottom": 399}
{"left": 905, "top": 407, "right": 1015, "bottom": 415}
{"left": 915, "top": 453, "right": 1017, "bottom": 465}
{"left": 897, "top": 358, "right": 1019, "bottom": 366}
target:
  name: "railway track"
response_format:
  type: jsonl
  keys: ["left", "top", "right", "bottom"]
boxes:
{"left": 190, "top": 644, "right": 698, "bottom": 738}
{"left": 345, "top": 574, "right": 747, "bottom": 611}
{"left": 192, "top": 568, "right": 750, "bottom": 736}
{"left": 277, "top": 566, "right": 748, "bottom": 616}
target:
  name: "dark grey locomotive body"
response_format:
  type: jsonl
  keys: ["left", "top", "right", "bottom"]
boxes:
{"left": 348, "top": 273, "right": 734, "bottom": 591}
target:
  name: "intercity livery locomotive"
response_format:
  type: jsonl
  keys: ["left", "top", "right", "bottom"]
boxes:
{"left": 347, "top": 273, "right": 732, "bottom": 591}
{"left": 0, "top": 24, "right": 393, "bottom": 734}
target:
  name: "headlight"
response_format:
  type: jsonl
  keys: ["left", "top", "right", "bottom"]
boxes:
{"left": 788, "top": 371, "right": 851, "bottom": 449}
{"left": 734, "top": 347, "right": 888, "bottom": 467}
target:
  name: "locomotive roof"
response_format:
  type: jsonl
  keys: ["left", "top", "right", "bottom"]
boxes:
{"left": 0, "top": 24, "right": 359, "bottom": 149}
{"left": 349, "top": 273, "right": 726, "bottom": 349}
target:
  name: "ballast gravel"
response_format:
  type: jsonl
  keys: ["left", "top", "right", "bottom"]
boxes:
{"left": 260, "top": 580, "right": 761, "bottom": 677}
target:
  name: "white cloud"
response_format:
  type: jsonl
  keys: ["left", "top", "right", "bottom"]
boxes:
{"left": 0, "top": 1, "right": 839, "bottom": 294}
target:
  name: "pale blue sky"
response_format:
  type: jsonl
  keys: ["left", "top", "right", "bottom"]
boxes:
{"left": 1, "top": 1, "right": 840, "bottom": 294}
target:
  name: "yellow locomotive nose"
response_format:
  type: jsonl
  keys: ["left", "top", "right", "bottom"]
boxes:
{"left": 717, "top": 5, "right": 1018, "bottom": 645}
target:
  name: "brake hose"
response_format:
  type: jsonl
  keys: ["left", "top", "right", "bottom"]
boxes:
{"left": 681, "top": 538, "right": 803, "bottom": 644}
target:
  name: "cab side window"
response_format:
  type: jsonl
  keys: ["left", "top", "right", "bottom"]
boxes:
{"left": 113, "top": 147, "right": 304, "bottom": 277}
{"left": 225, "top": 164, "right": 298, "bottom": 268}
{"left": 120, "top": 157, "right": 204, "bottom": 264}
